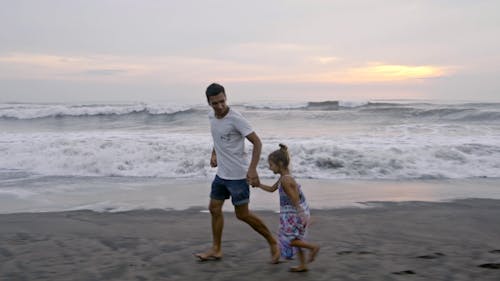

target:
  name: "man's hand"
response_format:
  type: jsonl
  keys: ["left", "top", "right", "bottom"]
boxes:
{"left": 247, "top": 169, "right": 260, "bottom": 187}
{"left": 210, "top": 154, "right": 217, "bottom": 167}
{"left": 210, "top": 149, "right": 217, "bottom": 167}
{"left": 249, "top": 177, "right": 260, "bottom": 187}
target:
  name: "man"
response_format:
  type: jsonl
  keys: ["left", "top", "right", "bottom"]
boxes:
{"left": 195, "top": 83, "right": 280, "bottom": 263}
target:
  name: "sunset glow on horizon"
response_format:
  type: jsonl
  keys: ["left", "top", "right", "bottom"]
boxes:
{"left": 0, "top": 1, "right": 498, "bottom": 102}
{"left": 0, "top": 53, "right": 451, "bottom": 86}
{"left": 345, "top": 64, "right": 449, "bottom": 82}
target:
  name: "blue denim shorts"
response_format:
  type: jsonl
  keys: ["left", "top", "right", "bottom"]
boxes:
{"left": 210, "top": 175, "right": 250, "bottom": 206}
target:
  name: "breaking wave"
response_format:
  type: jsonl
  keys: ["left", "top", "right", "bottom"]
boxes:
{"left": 1, "top": 132, "right": 499, "bottom": 180}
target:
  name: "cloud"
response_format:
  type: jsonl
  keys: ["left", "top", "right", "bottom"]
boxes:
{"left": 195, "top": 43, "right": 451, "bottom": 83}
{"left": 312, "top": 56, "right": 339, "bottom": 65}
{"left": 348, "top": 64, "right": 448, "bottom": 81}
{"left": 222, "top": 63, "right": 452, "bottom": 84}
{"left": 84, "top": 69, "right": 127, "bottom": 76}
{"left": 211, "top": 42, "right": 335, "bottom": 66}
{"left": 0, "top": 52, "right": 452, "bottom": 86}
{"left": 0, "top": 53, "right": 148, "bottom": 81}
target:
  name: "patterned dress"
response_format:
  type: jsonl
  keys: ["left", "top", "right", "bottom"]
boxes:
{"left": 278, "top": 177, "right": 310, "bottom": 259}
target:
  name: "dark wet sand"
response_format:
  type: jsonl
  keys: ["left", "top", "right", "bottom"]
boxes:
{"left": 1, "top": 198, "right": 500, "bottom": 280}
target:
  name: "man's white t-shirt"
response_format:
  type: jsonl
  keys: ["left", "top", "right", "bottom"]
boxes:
{"left": 209, "top": 108, "right": 254, "bottom": 180}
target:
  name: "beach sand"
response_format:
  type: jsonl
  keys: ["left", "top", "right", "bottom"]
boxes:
{"left": 1, "top": 199, "right": 500, "bottom": 280}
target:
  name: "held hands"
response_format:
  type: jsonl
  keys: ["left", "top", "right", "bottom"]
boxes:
{"left": 246, "top": 169, "right": 260, "bottom": 187}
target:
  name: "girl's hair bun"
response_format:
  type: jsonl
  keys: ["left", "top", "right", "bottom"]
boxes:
{"left": 279, "top": 143, "right": 288, "bottom": 151}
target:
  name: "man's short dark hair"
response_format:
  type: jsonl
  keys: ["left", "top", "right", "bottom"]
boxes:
{"left": 206, "top": 83, "right": 226, "bottom": 102}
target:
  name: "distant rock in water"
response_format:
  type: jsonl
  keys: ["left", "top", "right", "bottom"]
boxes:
{"left": 315, "top": 158, "right": 344, "bottom": 169}
{"left": 306, "top": 101, "right": 339, "bottom": 110}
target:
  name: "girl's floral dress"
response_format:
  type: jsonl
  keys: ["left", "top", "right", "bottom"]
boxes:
{"left": 278, "top": 177, "right": 310, "bottom": 259}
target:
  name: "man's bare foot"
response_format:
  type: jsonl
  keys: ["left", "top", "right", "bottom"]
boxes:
{"left": 270, "top": 243, "right": 280, "bottom": 264}
{"left": 308, "top": 245, "right": 320, "bottom": 263}
{"left": 194, "top": 250, "right": 222, "bottom": 262}
{"left": 289, "top": 265, "right": 308, "bottom": 272}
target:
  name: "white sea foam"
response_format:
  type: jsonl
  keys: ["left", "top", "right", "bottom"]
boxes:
{"left": 0, "top": 132, "right": 214, "bottom": 178}
{"left": 0, "top": 103, "right": 195, "bottom": 119}
{"left": 1, "top": 101, "right": 500, "bottom": 180}
{"left": 1, "top": 126, "right": 499, "bottom": 180}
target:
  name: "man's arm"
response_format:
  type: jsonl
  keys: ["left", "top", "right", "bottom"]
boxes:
{"left": 245, "top": 132, "right": 262, "bottom": 186}
{"left": 210, "top": 148, "right": 217, "bottom": 167}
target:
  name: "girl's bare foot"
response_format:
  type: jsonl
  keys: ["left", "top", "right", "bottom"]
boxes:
{"left": 289, "top": 265, "right": 308, "bottom": 272}
{"left": 308, "top": 246, "right": 320, "bottom": 263}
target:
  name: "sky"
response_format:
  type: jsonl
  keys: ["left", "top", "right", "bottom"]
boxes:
{"left": 0, "top": 0, "right": 499, "bottom": 104}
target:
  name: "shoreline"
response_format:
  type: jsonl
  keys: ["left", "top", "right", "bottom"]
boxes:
{"left": 1, "top": 177, "right": 500, "bottom": 214}
{"left": 1, "top": 198, "right": 500, "bottom": 280}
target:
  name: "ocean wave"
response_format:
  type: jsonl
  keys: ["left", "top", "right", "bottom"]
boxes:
{"left": 242, "top": 101, "right": 500, "bottom": 121}
{"left": 1, "top": 132, "right": 499, "bottom": 180}
{"left": 241, "top": 102, "right": 308, "bottom": 110}
{"left": 242, "top": 100, "right": 372, "bottom": 111}
{"left": 0, "top": 103, "right": 199, "bottom": 120}
{"left": 4, "top": 102, "right": 499, "bottom": 123}
{"left": 357, "top": 103, "right": 500, "bottom": 122}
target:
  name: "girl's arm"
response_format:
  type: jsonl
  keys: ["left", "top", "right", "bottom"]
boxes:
{"left": 257, "top": 180, "right": 279, "bottom": 193}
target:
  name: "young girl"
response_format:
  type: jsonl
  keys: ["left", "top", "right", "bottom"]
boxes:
{"left": 257, "top": 144, "right": 320, "bottom": 272}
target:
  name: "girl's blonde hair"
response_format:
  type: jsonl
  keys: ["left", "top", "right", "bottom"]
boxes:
{"left": 268, "top": 143, "right": 291, "bottom": 169}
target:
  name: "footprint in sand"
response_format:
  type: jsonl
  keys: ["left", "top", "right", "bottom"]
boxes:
{"left": 478, "top": 263, "right": 500, "bottom": 269}
{"left": 336, "top": 251, "right": 374, "bottom": 256}
{"left": 416, "top": 252, "right": 445, "bottom": 259}
{"left": 392, "top": 270, "right": 416, "bottom": 275}
{"left": 0, "top": 247, "right": 13, "bottom": 258}
{"left": 357, "top": 251, "right": 373, "bottom": 255}
{"left": 337, "top": 251, "right": 353, "bottom": 255}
